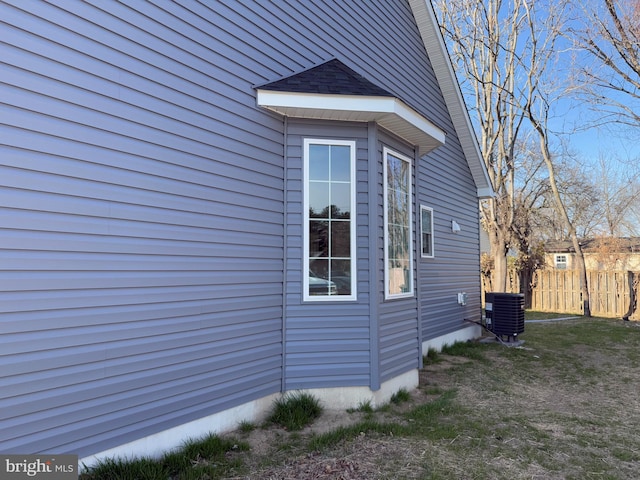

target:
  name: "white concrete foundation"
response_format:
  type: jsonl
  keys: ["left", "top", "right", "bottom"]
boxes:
{"left": 304, "top": 369, "right": 419, "bottom": 410}
{"left": 79, "top": 369, "right": 419, "bottom": 471}
{"left": 79, "top": 393, "right": 279, "bottom": 470}
{"left": 421, "top": 324, "right": 481, "bottom": 353}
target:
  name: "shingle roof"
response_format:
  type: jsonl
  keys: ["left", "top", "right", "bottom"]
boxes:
{"left": 544, "top": 238, "right": 640, "bottom": 253}
{"left": 258, "top": 59, "right": 393, "bottom": 97}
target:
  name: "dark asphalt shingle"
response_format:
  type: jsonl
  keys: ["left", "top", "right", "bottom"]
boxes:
{"left": 257, "top": 58, "right": 393, "bottom": 97}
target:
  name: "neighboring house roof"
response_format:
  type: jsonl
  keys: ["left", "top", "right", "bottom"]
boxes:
{"left": 256, "top": 0, "right": 494, "bottom": 199}
{"left": 545, "top": 238, "right": 640, "bottom": 253}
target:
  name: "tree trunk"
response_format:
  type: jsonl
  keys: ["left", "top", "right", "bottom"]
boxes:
{"left": 570, "top": 236, "right": 591, "bottom": 316}
{"left": 488, "top": 225, "right": 509, "bottom": 292}
{"left": 535, "top": 131, "right": 592, "bottom": 316}
{"left": 493, "top": 249, "right": 508, "bottom": 293}
{"left": 518, "top": 267, "right": 534, "bottom": 309}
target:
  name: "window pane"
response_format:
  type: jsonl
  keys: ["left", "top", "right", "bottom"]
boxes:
{"left": 421, "top": 208, "right": 433, "bottom": 256}
{"left": 331, "top": 183, "right": 351, "bottom": 219}
{"left": 309, "top": 220, "right": 329, "bottom": 258}
{"left": 387, "top": 191, "right": 409, "bottom": 227}
{"left": 309, "top": 144, "right": 330, "bottom": 180}
{"left": 330, "top": 145, "right": 351, "bottom": 181}
{"left": 387, "top": 154, "right": 409, "bottom": 187}
{"left": 330, "top": 220, "right": 351, "bottom": 257}
{"left": 309, "top": 259, "right": 333, "bottom": 296}
{"left": 330, "top": 259, "right": 351, "bottom": 295}
{"left": 387, "top": 224, "right": 397, "bottom": 262}
{"left": 396, "top": 193, "right": 409, "bottom": 224}
{"left": 387, "top": 157, "right": 397, "bottom": 188}
{"left": 386, "top": 190, "right": 395, "bottom": 225}
{"left": 309, "top": 182, "right": 330, "bottom": 218}
{"left": 421, "top": 208, "right": 431, "bottom": 230}
{"left": 422, "top": 232, "right": 432, "bottom": 256}
{"left": 400, "top": 225, "right": 410, "bottom": 262}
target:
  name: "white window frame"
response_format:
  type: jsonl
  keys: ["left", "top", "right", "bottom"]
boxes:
{"left": 303, "top": 138, "right": 357, "bottom": 301}
{"left": 555, "top": 254, "right": 568, "bottom": 270}
{"left": 420, "top": 205, "right": 434, "bottom": 258}
{"left": 383, "top": 147, "right": 414, "bottom": 299}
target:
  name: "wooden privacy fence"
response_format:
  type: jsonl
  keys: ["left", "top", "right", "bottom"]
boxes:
{"left": 529, "top": 270, "right": 640, "bottom": 320}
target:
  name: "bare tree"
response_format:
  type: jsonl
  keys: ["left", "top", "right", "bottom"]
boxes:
{"left": 519, "top": 0, "right": 592, "bottom": 315}
{"left": 512, "top": 139, "right": 599, "bottom": 307}
{"left": 434, "top": 0, "right": 529, "bottom": 292}
{"left": 567, "top": 0, "right": 640, "bottom": 238}
{"left": 434, "top": 0, "right": 591, "bottom": 309}
{"left": 592, "top": 153, "right": 640, "bottom": 236}
{"left": 570, "top": 0, "right": 640, "bottom": 129}
{"left": 535, "top": 159, "right": 602, "bottom": 240}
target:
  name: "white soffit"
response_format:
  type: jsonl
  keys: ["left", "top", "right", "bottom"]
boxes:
{"left": 256, "top": 90, "right": 446, "bottom": 155}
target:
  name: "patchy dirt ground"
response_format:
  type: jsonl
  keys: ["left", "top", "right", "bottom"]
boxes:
{"left": 225, "top": 355, "right": 472, "bottom": 479}
{"left": 227, "top": 320, "right": 640, "bottom": 479}
{"left": 230, "top": 403, "right": 432, "bottom": 479}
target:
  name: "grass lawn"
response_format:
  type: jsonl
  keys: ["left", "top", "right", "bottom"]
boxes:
{"left": 83, "top": 314, "right": 640, "bottom": 479}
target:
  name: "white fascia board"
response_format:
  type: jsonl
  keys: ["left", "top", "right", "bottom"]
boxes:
{"left": 257, "top": 89, "right": 389, "bottom": 112}
{"left": 257, "top": 90, "right": 446, "bottom": 152}
{"left": 391, "top": 98, "right": 446, "bottom": 145}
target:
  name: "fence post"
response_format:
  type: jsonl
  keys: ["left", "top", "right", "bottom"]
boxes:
{"left": 623, "top": 271, "right": 639, "bottom": 321}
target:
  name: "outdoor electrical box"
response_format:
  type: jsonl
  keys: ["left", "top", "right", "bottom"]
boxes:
{"left": 485, "top": 292, "right": 525, "bottom": 342}
{"left": 457, "top": 292, "right": 467, "bottom": 305}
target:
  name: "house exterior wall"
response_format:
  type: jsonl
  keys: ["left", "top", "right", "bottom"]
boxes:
{"left": 545, "top": 253, "right": 574, "bottom": 270}
{"left": 1, "top": 0, "right": 483, "bottom": 460}
{"left": 1, "top": 1, "right": 287, "bottom": 457}
{"left": 417, "top": 127, "right": 483, "bottom": 342}
{"left": 545, "top": 253, "right": 640, "bottom": 271}
{"left": 282, "top": 122, "right": 423, "bottom": 392}
{"left": 283, "top": 119, "right": 372, "bottom": 390}
{"left": 376, "top": 130, "right": 422, "bottom": 383}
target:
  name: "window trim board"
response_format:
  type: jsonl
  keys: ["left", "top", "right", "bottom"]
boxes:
{"left": 303, "top": 138, "right": 358, "bottom": 302}
{"left": 383, "top": 146, "right": 414, "bottom": 300}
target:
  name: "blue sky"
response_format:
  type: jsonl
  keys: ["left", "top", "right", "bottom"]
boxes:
{"left": 569, "top": 128, "right": 640, "bottom": 162}
{"left": 556, "top": 97, "right": 640, "bottom": 164}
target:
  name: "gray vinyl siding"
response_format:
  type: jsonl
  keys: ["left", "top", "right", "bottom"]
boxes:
{"left": 1, "top": 1, "right": 286, "bottom": 456}
{"left": 283, "top": 120, "right": 371, "bottom": 390}
{"left": 1, "top": 0, "right": 481, "bottom": 458}
{"left": 377, "top": 130, "right": 421, "bottom": 383}
{"left": 418, "top": 133, "right": 483, "bottom": 341}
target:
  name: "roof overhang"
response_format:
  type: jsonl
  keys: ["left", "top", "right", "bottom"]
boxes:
{"left": 256, "top": 89, "right": 446, "bottom": 155}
